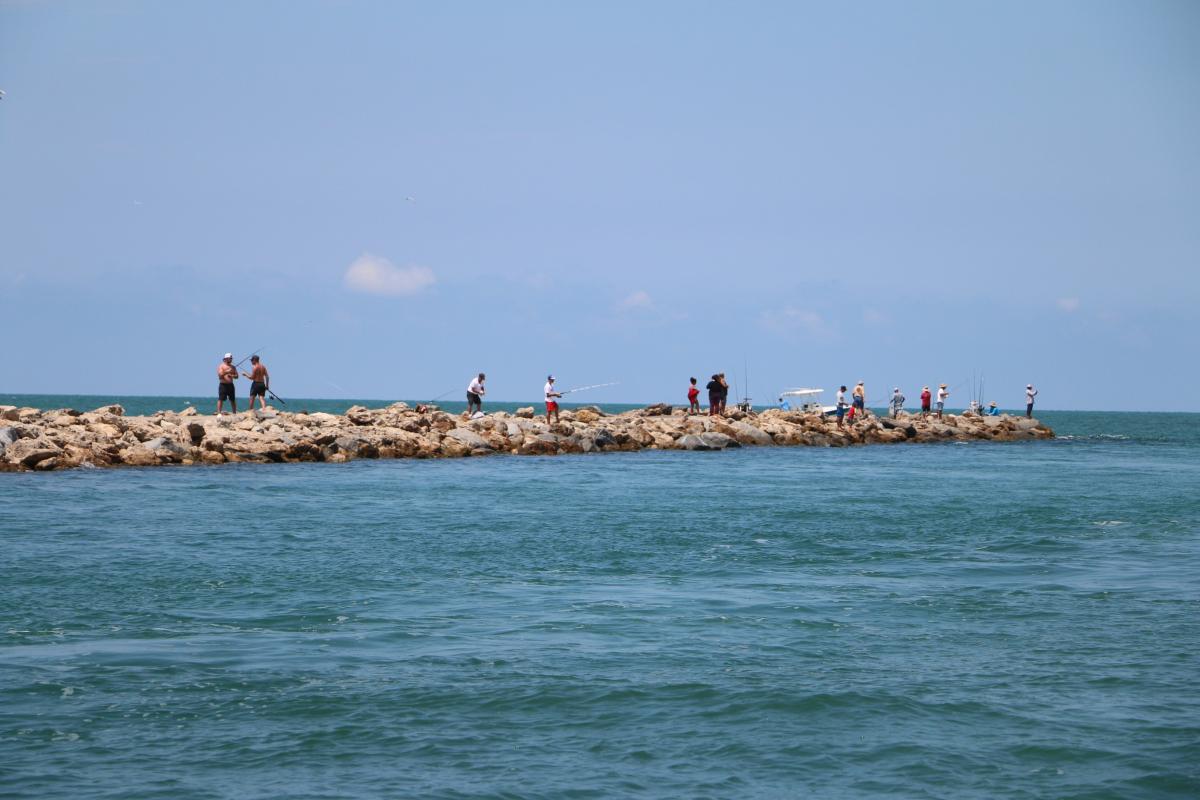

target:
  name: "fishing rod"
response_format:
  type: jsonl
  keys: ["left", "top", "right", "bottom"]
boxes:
{"left": 266, "top": 387, "right": 287, "bottom": 406}
{"left": 427, "top": 387, "right": 458, "bottom": 403}
{"left": 561, "top": 381, "right": 619, "bottom": 395}
{"left": 234, "top": 346, "right": 266, "bottom": 369}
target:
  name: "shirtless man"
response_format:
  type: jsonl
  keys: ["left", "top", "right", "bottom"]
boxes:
{"left": 217, "top": 353, "right": 238, "bottom": 415}
{"left": 241, "top": 355, "right": 270, "bottom": 411}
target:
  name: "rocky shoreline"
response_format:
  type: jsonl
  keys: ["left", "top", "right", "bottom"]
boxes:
{"left": 0, "top": 402, "right": 1054, "bottom": 472}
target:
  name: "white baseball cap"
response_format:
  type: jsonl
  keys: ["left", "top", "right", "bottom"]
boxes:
{"left": 223, "top": 352, "right": 233, "bottom": 360}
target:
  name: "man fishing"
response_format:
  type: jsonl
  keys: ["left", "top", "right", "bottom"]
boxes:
{"left": 216, "top": 353, "right": 238, "bottom": 415}
{"left": 241, "top": 355, "right": 270, "bottom": 412}
{"left": 1025, "top": 384, "right": 1038, "bottom": 418}
{"left": 890, "top": 387, "right": 905, "bottom": 418}
{"left": 544, "top": 375, "right": 562, "bottom": 424}
{"left": 467, "top": 373, "right": 486, "bottom": 416}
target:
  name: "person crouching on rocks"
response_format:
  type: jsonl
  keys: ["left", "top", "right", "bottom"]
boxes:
{"left": 544, "top": 375, "right": 562, "bottom": 424}
{"left": 706, "top": 374, "right": 722, "bottom": 416}
{"left": 241, "top": 355, "right": 270, "bottom": 412}
{"left": 687, "top": 377, "right": 700, "bottom": 415}
{"left": 467, "top": 372, "right": 486, "bottom": 416}
{"left": 217, "top": 352, "right": 238, "bottom": 415}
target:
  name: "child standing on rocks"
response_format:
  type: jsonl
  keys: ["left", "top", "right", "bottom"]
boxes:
{"left": 687, "top": 378, "right": 700, "bottom": 414}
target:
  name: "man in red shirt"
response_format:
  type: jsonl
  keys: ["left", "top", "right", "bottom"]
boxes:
{"left": 920, "top": 386, "right": 932, "bottom": 418}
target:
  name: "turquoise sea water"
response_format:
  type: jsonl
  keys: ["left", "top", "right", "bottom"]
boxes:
{"left": 2, "top": 402, "right": 1198, "bottom": 799}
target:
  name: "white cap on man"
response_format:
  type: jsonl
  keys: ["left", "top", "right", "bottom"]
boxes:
{"left": 223, "top": 352, "right": 233, "bottom": 360}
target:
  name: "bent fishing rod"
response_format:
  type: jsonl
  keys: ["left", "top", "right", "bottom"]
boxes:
{"left": 561, "top": 381, "right": 620, "bottom": 395}
{"left": 234, "top": 346, "right": 266, "bottom": 369}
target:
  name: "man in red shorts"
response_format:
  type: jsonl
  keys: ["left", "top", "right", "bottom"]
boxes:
{"left": 544, "top": 375, "right": 562, "bottom": 424}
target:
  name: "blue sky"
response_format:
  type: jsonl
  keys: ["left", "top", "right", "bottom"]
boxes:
{"left": 2, "top": 0, "right": 1197, "bottom": 410}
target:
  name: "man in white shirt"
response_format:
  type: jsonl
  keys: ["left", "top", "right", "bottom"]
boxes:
{"left": 467, "top": 373, "right": 486, "bottom": 415}
{"left": 544, "top": 375, "right": 563, "bottom": 424}
{"left": 835, "top": 385, "right": 848, "bottom": 427}
{"left": 1025, "top": 384, "right": 1038, "bottom": 418}
{"left": 936, "top": 384, "right": 949, "bottom": 419}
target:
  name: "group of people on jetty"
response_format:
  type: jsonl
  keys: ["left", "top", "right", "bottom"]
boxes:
{"left": 216, "top": 353, "right": 1039, "bottom": 422}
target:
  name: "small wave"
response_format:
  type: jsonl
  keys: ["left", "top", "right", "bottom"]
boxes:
{"left": 1056, "top": 434, "right": 1131, "bottom": 441}
{"left": 1093, "top": 520, "right": 1127, "bottom": 527}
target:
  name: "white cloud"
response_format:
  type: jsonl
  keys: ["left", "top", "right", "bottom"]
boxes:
{"left": 1056, "top": 297, "right": 1081, "bottom": 313}
{"left": 862, "top": 308, "right": 889, "bottom": 326}
{"left": 343, "top": 253, "right": 435, "bottom": 297}
{"left": 618, "top": 290, "right": 653, "bottom": 310}
{"left": 759, "top": 307, "right": 832, "bottom": 339}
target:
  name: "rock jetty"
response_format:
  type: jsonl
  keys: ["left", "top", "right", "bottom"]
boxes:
{"left": 0, "top": 403, "right": 1054, "bottom": 472}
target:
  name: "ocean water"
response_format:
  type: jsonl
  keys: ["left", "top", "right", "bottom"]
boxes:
{"left": 1, "top": 406, "right": 1198, "bottom": 799}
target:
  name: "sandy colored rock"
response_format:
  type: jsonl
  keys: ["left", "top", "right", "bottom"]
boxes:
{"left": 0, "top": 405, "right": 1053, "bottom": 472}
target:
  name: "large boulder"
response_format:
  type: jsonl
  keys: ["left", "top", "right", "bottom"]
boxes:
{"left": 6, "top": 438, "right": 61, "bottom": 468}
{"left": 725, "top": 420, "right": 773, "bottom": 446}
{"left": 515, "top": 407, "right": 535, "bottom": 419}
{"left": 90, "top": 404, "right": 125, "bottom": 417}
{"left": 699, "top": 431, "right": 739, "bottom": 450}
{"left": 676, "top": 434, "right": 713, "bottom": 451}
{"left": 445, "top": 427, "right": 493, "bottom": 452}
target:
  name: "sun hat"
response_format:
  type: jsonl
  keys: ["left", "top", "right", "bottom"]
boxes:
{"left": 939, "top": 383, "right": 947, "bottom": 387}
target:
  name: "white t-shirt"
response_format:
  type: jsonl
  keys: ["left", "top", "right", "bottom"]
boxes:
{"left": 937, "top": 388, "right": 949, "bottom": 404}
{"left": 836, "top": 389, "right": 846, "bottom": 407}
{"left": 468, "top": 378, "right": 485, "bottom": 396}
{"left": 1026, "top": 388, "right": 1037, "bottom": 403}
{"left": 544, "top": 382, "right": 557, "bottom": 403}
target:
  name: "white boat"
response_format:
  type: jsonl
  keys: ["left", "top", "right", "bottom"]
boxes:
{"left": 778, "top": 388, "right": 836, "bottom": 414}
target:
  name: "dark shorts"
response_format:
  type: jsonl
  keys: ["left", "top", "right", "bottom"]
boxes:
{"left": 853, "top": 397, "right": 864, "bottom": 410}
{"left": 836, "top": 406, "right": 846, "bottom": 420}
{"left": 467, "top": 392, "right": 482, "bottom": 406}
{"left": 250, "top": 381, "right": 267, "bottom": 398}
{"left": 218, "top": 383, "right": 235, "bottom": 401}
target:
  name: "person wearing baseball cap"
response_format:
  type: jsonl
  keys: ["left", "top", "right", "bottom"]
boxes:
{"left": 936, "top": 383, "right": 949, "bottom": 419}
{"left": 217, "top": 352, "right": 238, "bottom": 415}
{"left": 1025, "top": 384, "right": 1038, "bottom": 418}
{"left": 544, "top": 375, "right": 562, "bottom": 424}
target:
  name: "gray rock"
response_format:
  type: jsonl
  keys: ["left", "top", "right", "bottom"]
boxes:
{"left": 726, "top": 420, "right": 773, "bottom": 446}
{"left": 445, "top": 428, "right": 493, "bottom": 451}
{"left": 699, "top": 432, "right": 740, "bottom": 450}
{"left": 676, "top": 434, "right": 712, "bottom": 451}
{"left": 0, "top": 427, "right": 20, "bottom": 448}
{"left": 143, "top": 437, "right": 190, "bottom": 457}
